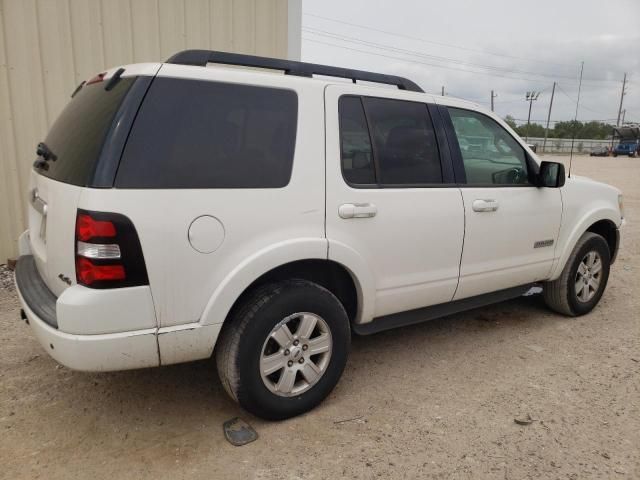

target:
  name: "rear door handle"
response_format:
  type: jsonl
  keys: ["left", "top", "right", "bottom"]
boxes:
{"left": 339, "top": 203, "right": 377, "bottom": 219}
{"left": 472, "top": 199, "right": 499, "bottom": 212}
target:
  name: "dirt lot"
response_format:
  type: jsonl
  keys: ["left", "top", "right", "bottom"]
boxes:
{"left": 1, "top": 155, "right": 638, "bottom": 480}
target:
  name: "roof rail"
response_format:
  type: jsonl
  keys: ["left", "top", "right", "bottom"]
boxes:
{"left": 165, "top": 50, "right": 424, "bottom": 93}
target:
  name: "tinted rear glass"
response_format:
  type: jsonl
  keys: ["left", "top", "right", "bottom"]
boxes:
{"left": 116, "top": 78, "right": 298, "bottom": 189}
{"left": 363, "top": 97, "right": 442, "bottom": 185}
{"left": 38, "top": 77, "right": 135, "bottom": 186}
{"left": 339, "top": 96, "right": 376, "bottom": 185}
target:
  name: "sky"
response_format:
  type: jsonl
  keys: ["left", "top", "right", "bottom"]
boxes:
{"left": 301, "top": 0, "right": 640, "bottom": 126}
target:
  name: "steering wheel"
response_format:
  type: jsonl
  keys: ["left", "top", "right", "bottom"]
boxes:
{"left": 492, "top": 167, "right": 525, "bottom": 184}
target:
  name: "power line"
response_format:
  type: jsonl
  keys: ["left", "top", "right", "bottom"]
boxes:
{"left": 555, "top": 84, "right": 612, "bottom": 116}
{"left": 302, "top": 37, "right": 551, "bottom": 87}
{"left": 556, "top": 84, "right": 578, "bottom": 103}
{"left": 303, "top": 27, "right": 586, "bottom": 83}
{"left": 304, "top": 12, "right": 571, "bottom": 69}
{"left": 304, "top": 13, "right": 628, "bottom": 85}
{"left": 302, "top": 32, "right": 632, "bottom": 122}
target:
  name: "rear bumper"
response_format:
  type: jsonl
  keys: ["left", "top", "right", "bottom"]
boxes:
{"left": 15, "top": 255, "right": 160, "bottom": 371}
{"left": 14, "top": 255, "right": 57, "bottom": 328}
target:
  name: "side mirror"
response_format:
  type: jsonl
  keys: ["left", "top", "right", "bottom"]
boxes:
{"left": 538, "top": 161, "right": 565, "bottom": 188}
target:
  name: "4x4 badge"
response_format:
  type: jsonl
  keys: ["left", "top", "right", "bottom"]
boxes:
{"left": 534, "top": 239, "right": 554, "bottom": 248}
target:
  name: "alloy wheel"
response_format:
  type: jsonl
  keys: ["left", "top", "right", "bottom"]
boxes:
{"left": 259, "top": 312, "right": 333, "bottom": 397}
{"left": 575, "top": 251, "right": 603, "bottom": 302}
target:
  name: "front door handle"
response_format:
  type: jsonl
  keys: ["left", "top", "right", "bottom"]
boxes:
{"left": 472, "top": 199, "right": 499, "bottom": 212}
{"left": 338, "top": 203, "right": 377, "bottom": 219}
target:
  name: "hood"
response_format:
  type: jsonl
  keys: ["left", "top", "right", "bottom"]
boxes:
{"left": 567, "top": 174, "right": 622, "bottom": 196}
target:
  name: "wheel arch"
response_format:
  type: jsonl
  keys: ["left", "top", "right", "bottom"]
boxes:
{"left": 199, "top": 238, "right": 370, "bottom": 332}
{"left": 224, "top": 259, "right": 361, "bottom": 328}
{"left": 550, "top": 211, "right": 620, "bottom": 281}
{"left": 586, "top": 219, "right": 619, "bottom": 263}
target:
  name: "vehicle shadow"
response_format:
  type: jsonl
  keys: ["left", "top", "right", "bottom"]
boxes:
{"left": 79, "top": 293, "right": 551, "bottom": 415}
{"left": 18, "top": 293, "right": 555, "bottom": 444}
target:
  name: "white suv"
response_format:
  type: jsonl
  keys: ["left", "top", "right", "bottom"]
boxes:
{"left": 15, "top": 51, "right": 624, "bottom": 420}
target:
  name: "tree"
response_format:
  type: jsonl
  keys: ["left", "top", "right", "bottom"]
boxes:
{"left": 504, "top": 115, "right": 518, "bottom": 130}
{"left": 503, "top": 115, "right": 615, "bottom": 140}
{"left": 521, "top": 122, "right": 545, "bottom": 138}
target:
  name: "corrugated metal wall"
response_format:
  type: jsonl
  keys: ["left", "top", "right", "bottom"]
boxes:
{"left": 0, "top": 0, "right": 292, "bottom": 262}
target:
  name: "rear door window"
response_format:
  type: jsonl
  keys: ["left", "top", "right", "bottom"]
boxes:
{"left": 116, "top": 78, "right": 298, "bottom": 189}
{"left": 38, "top": 77, "right": 136, "bottom": 186}
{"left": 338, "top": 95, "right": 443, "bottom": 187}
{"left": 363, "top": 97, "right": 442, "bottom": 185}
{"left": 339, "top": 97, "right": 376, "bottom": 185}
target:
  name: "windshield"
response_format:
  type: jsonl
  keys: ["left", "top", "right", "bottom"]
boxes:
{"left": 37, "top": 77, "right": 135, "bottom": 186}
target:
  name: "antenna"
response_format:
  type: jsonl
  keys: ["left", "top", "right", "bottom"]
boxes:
{"left": 568, "top": 61, "right": 584, "bottom": 178}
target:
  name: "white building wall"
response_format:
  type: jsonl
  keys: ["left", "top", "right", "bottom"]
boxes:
{"left": 0, "top": 0, "right": 299, "bottom": 261}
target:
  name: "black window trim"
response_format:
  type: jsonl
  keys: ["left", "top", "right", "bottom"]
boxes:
{"left": 338, "top": 94, "right": 457, "bottom": 189}
{"left": 441, "top": 105, "right": 541, "bottom": 188}
{"left": 93, "top": 75, "right": 155, "bottom": 187}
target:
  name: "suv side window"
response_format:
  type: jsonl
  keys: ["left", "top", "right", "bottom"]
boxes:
{"left": 339, "top": 97, "right": 376, "bottom": 185}
{"left": 338, "top": 96, "right": 443, "bottom": 187}
{"left": 116, "top": 78, "right": 298, "bottom": 189}
{"left": 448, "top": 107, "right": 529, "bottom": 186}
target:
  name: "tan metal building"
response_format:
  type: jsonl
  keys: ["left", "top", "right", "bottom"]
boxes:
{"left": 0, "top": 0, "right": 301, "bottom": 262}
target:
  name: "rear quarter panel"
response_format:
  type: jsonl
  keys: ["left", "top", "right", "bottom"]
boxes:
{"left": 79, "top": 66, "right": 328, "bottom": 328}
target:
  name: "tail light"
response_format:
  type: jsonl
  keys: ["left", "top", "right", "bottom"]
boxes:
{"left": 75, "top": 210, "right": 148, "bottom": 289}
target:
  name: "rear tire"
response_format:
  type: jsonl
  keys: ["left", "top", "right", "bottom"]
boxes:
{"left": 216, "top": 279, "right": 351, "bottom": 420}
{"left": 543, "top": 232, "right": 610, "bottom": 316}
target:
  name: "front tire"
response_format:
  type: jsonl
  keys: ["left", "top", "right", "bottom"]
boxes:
{"left": 543, "top": 232, "right": 611, "bottom": 316}
{"left": 216, "top": 280, "right": 351, "bottom": 420}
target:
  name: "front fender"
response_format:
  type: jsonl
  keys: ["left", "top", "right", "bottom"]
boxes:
{"left": 199, "top": 238, "right": 327, "bottom": 326}
{"left": 550, "top": 178, "right": 621, "bottom": 280}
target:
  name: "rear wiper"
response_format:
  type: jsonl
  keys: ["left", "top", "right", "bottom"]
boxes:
{"left": 36, "top": 142, "right": 57, "bottom": 162}
{"left": 33, "top": 142, "right": 57, "bottom": 171}
{"left": 33, "top": 158, "right": 49, "bottom": 171}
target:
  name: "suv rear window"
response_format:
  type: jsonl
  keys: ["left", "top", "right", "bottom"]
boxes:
{"left": 116, "top": 78, "right": 298, "bottom": 189}
{"left": 38, "top": 77, "right": 136, "bottom": 186}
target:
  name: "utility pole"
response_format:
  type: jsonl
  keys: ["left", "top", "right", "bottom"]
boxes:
{"left": 441, "top": 86, "right": 445, "bottom": 96}
{"left": 491, "top": 90, "right": 497, "bottom": 111}
{"left": 621, "top": 109, "right": 626, "bottom": 125}
{"left": 616, "top": 73, "right": 627, "bottom": 127}
{"left": 525, "top": 91, "right": 540, "bottom": 143}
{"left": 542, "top": 82, "right": 556, "bottom": 154}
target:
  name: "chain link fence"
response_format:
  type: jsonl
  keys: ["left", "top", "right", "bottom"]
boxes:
{"left": 526, "top": 137, "right": 613, "bottom": 154}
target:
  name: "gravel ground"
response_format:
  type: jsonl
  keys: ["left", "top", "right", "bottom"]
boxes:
{"left": 0, "top": 155, "right": 638, "bottom": 480}
{"left": 0, "top": 264, "right": 14, "bottom": 291}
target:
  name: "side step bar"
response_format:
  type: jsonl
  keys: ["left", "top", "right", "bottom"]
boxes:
{"left": 353, "top": 284, "right": 535, "bottom": 335}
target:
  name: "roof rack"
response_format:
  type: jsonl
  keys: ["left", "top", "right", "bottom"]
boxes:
{"left": 166, "top": 50, "right": 424, "bottom": 93}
